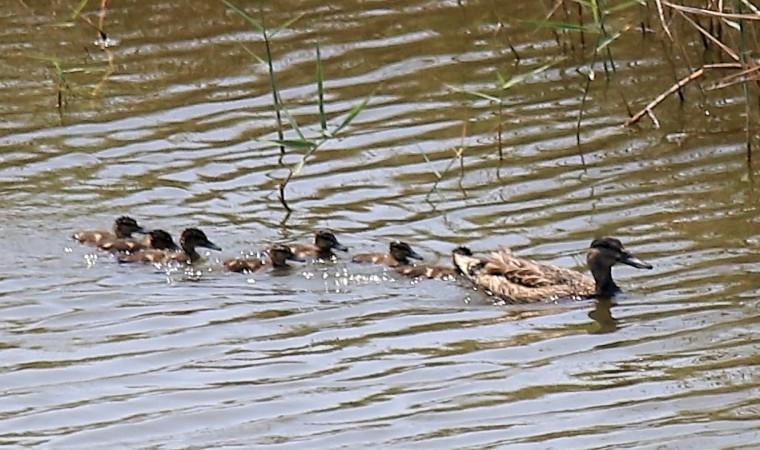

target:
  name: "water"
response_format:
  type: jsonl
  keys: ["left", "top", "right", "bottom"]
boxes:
{"left": 1, "top": 1, "right": 758, "bottom": 448}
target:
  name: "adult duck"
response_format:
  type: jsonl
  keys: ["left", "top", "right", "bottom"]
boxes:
{"left": 118, "top": 228, "right": 221, "bottom": 264}
{"left": 451, "top": 237, "right": 652, "bottom": 303}
{"left": 224, "top": 244, "right": 306, "bottom": 273}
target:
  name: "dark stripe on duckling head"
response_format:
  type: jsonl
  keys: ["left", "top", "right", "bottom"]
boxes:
{"left": 390, "top": 241, "right": 423, "bottom": 262}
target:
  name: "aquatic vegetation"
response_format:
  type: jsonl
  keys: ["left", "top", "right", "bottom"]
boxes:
{"left": 224, "top": 2, "right": 372, "bottom": 214}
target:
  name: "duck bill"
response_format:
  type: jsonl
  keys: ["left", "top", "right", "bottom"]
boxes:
{"left": 135, "top": 226, "right": 148, "bottom": 235}
{"left": 408, "top": 251, "right": 424, "bottom": 261}
{"left": 202, "top": 241, "right": 222, "bottom": 252}
{"left": 169, "top": 242, "right": 182, "bottom": 251}
{"left": 288, "top": 254, "right": 307, "bottom": 263}
{"left": 333, "top": 242, "right": 349, "bottom": 252}
{"left": 621, "top": 252, "right": 652, "bottom": 270}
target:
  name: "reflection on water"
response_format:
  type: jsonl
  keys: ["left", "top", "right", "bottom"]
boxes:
{"left": 1, "top": 0, "right": 758, "bottom": 448}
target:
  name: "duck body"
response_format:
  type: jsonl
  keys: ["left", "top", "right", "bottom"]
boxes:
{"left": 452, "top": 237, "right": 652, "bottom": 304}
{"left": 100, "top": 229, "right": 180, "bottom": 253}
{"left": 72, "top": 216, "right": 146, "bottom": 249}
{"left": 225, "top": 244, "right": 305, "bottom": 273}
{"left": 289, "top": 230, "right": 348, "bottom": 261}
{"left": 352, "top": 241, "right": 423, "bottom": 268}
{"left": 118, "top": 228, "right": 221, "bottom": 264}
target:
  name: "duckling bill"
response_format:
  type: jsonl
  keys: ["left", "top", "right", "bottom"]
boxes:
{"left": 452, "top": 237, "right": 652, "bottom": 303}
{"left": 118, "top": 228, "right": 221, "bottom": 264}
{"left": 224, "top": 244, "right": 306, "bottom": 273}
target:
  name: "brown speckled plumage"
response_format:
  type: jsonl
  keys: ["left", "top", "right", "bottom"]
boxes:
{"left": 72, "top": 216, "right": 146, "bottom": 249}
{"left": 452, "top": 237, "right": 652, "bottom": 304}
{"left": 118, "top": 228, "right": 221, "bottom": 264}
{"left": 352, "top": 241, "right": 423, "bottom": 267}
{"left": 225, "top": 244, "right": 305, "bottom": 273}
{"left": 289, "top": 230, "right": 348, "bottom": 261}
{"left": 100, "top": 229, "right": 180, "bottom": 253}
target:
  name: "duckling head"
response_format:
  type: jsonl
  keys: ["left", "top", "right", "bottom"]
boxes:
{"left": 148, "top": 229, "right": 181, "bottom": 251}
{"left": 114, "top": 216, "right": 146, "bottom": 238}
{"left": 180, "top": 228, "right": 222, "bottom": 252}
{"left": 315, "top": 229, "right": 348, "bottom": 252}
{"left": 390, "top": 241, "right": 423, "bottom": 264}
{"left": 269, "top": 244, "right": 306, "bottom": 267}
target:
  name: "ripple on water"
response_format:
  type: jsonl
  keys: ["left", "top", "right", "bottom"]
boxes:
{"left": 1, "top": 0, "right": 759, "bottom": 447}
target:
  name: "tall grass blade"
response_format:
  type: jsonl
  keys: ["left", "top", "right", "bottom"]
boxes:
{"left": 272, "top": 139, "right": 316, "bottom": 149}
{"left": 333, "top": 93, "right": 372, "bottom": 136}
{"left": 596, "top": 31, "right": 622, "bottom": 52}
{"left": 316, "top": 45, "right": 328, "bottom": 133}
{"left": 221, "top": 0, "right": 263, "bottom": 32}
{"left": 500, "top": 60, "right": 561, "bottom": 90}
{"left": 446, "top": 84, "right": 501, "bottom": 102}
{"left": 523, "top": 20, "right": 597, "bottom": 33}
{"left": 281, "top": 107, "right": 306, "bottom": 141}
{"left": 270, "top": 13, "right": 304, "bottom": 37}
{"left": 71, "top": 0, "right": 89, "bottom": 19}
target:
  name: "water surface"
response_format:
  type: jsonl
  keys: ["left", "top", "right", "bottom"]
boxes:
{"left": 1, "top": 1, "right": 758, "bottom": 448}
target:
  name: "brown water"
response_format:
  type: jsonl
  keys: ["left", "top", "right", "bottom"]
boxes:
{"left": 1, "top": 1, "right": 759, "bottom": 448}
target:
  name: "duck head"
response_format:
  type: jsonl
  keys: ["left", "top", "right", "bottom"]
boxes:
{"left": 587, "top": 237, "right": 652, "bottom": 296}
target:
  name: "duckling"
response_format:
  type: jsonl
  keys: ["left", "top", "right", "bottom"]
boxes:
{"left": 100, "top": 229, "right": 180, "bottom": 253}
{"left": 224, "top": 244, "right": 306, "bottom": 273}
{"left": 72, "top": 216, "right": 146, "bottom": 248}
{"left": 352, "top": 241, "right": 423, "bottom": 267}
{"left": 394, "top": 263, "right": 459, "bottom": 280}
{"left": 393, "top": 247, "right": 471, "bottom": 279}
{"left": 451, "top": 237, "right": 652, "bottom": 303}
{"left": 118, "top": 228, "right": 221, "bottom": 264}
{"left": 289, "top": 229, "right": 348, "bottom": 261}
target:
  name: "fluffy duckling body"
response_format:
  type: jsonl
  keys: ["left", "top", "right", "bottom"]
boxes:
{"left": 289, "top": 230, "right": 348, "bottom": 261}
{"left": 352, "top": 241, "right": 423, "bottom": 267}
{"left": 394, "top": 264, "right": 459, "bottom": 280}
{"left": 224, "top": 244, "right": 306, "bottom": 273}
{"left": 452, "top": 237, "right": 652, "bottom": 303}
{"left": 73, "top": 216, "right": 146, "bottom": 248}
{"left": 118, "top": 228, "right": 221, "bottom": 264}
{"left": 393, "top": 247, "right": 470, "bottom": 280}
{"left": 100, "top": 229, "right": 180, "bottom": 253}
